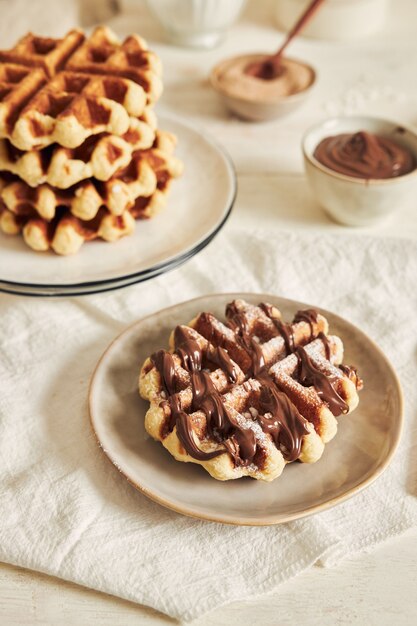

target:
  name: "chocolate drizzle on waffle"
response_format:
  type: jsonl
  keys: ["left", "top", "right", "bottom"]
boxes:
{"left": 296, "top": 346, "right": 349, "bottom": 416}
{"left": 147, "top": 300, "right": 364, "bottom": 469}
{"left": 153, "top": 325, "right": 247, "bottom": 463}
{"left": 224, "top": 302, "right": 311, "bottom": 462}
{"left": 294, "top": 309, "right": 319, "bottom": 337}
{"left": 257, "top": 376, "right": 308, "bottom": 462}
{"left": 176, "top": 411, "right": 223, "bottom": 462}
{"left": 226, "top": 301, "right": 266, "bottom": 375}
{"left": 174, "top": 326, "right": 202, "bottom": 373}
{"left": 140, "top": 300, "right": 365, "bottom": 480}
{"left": 259, "top": 302, "right": 295, "bottom": 356}
{"left": 151, "top": 350, "right": 176, "bottom": 397}
{"left": 339, "top": 363, "right": 364, "bottom": 390}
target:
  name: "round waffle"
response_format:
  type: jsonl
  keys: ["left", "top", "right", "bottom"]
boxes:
{"left": 139, "top": 299, "right": 363, "bottom": 481}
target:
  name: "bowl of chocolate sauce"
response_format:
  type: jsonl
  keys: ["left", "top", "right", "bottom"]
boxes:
{"left": 302, "top": 116, "right": 417, "bottom": 226}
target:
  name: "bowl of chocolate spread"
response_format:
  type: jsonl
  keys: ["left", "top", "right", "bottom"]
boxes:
{"left": 210, "top": 53, "right": 316, "bottom": 121}
{"left": 302, "top": 116, "right": 417, "bottom": 226}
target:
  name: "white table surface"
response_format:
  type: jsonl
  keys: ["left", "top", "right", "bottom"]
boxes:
{"left": 2, "top": 0, "right": 417, "bottom": 623}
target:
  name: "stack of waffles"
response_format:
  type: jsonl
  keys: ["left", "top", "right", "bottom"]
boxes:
{"left": 0, "top": 27, "right": 183, "bottom": 255}
{"left": 139, "top": 299, "right": 363, "bottom": 481}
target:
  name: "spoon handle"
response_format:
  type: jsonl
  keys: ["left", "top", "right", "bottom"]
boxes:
{"left": 273, "top": 0, "right": 326, "bottom": 61}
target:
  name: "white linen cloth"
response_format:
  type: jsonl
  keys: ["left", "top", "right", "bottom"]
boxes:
{"left": 0, "top": 229, "right": 416, "bottom": 621}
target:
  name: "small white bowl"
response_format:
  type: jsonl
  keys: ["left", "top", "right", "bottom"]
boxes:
{"left": 302, "top": 116, "right": 417, "bottom": 227}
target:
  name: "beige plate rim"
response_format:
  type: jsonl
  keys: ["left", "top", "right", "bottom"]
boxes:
{"left": 88, "top": 292, "right": 404, "bottom": 526}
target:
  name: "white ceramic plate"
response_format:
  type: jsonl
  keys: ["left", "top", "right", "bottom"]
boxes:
{"left": 89, "top": 293, "right": 403, "bottom": 526}
{"left": 0, "top": 113, "right": 236, "bottom": 294}
{"left": 0, "top": 233, "right": 213, "bottom": 297}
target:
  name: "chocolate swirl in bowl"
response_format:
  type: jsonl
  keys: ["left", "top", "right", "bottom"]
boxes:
{"left": 313, "top": 131, "right": 415, "bottom": 180}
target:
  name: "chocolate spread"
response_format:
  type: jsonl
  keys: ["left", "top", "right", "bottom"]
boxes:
{"left": 314, "top": 131, "right": 415, "bottom": 180}
{"left": 150, "top": 304, "right": 356, "bottom": 467}
{"left": 296, "top": 347, "right": 348, "bottom": 416}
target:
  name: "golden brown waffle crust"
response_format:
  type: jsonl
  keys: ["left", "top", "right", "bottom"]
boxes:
{"left": 0, "top": 27, "right": 163, "bottom": 151}
{"left": 0, "top": 128, "right": 184, "bottom": 255}
{"left": 0, "top": 113, "right": 158, "bottom": 189}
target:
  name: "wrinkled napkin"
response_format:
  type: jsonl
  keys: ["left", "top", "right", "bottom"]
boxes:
{"left": 1, "top": 229, "right": 416, "bottom": 621}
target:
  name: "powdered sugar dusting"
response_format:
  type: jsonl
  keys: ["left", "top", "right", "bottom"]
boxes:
{"left": 227, "top": 406, "right": 269, "bottom": 447}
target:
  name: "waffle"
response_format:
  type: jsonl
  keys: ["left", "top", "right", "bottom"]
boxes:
{"left": 0, "top": 30, "right": 85, "bottom": 78}
{"left": 0, "top": 110, "right": 157, "bottom": 188}
{"left": 0, "top": 178, "right": 174, "bottom": 255}
{"left": 0, "top": 27, "right": 163, "bottom": 151}
{"left": 65, "top": 27, "right": 163, "bottom": 101}
{"left": 139, "top": 300, "right": 363, "bottom": 481}
{"left": 0, "top": 200, "right": 135, "bottom": 255}
{"left": 0, "top": 129, "right": 183, "bottom": 222}
{"left": 0, "top": 128, "right": 183, "bottom": 254}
